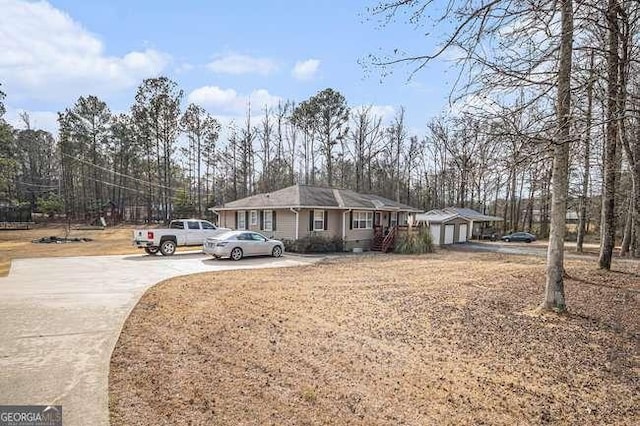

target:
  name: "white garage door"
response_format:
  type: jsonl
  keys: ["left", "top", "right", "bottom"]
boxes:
{"left": 458, "top": 224, "right": 468, "bottom": 242}
{"left": 430, "top": 224, "right": 441, "bottom": 246}
{"left": 444, "top": 224, "right": 455, "bottom": 245}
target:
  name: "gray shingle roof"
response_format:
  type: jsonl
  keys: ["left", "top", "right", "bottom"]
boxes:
{"left": 414, "top": 211, "right": 466, "bottom": 224}
{"left": 214, "top": 184, "right": 421, "bottom": 212}
{"left": 426, "top": 207, "right": 503, "bottom": 222}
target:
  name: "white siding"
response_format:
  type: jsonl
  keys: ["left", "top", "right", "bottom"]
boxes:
{"left": 458, "top": 224, "right": 468, "bottom": 242}
{"left": 220, "top": 211, "right": 233, "bottom": 229}
{"left": 345, "top": 227, "right": 374, "bottom": 241}
{"left": 430, "top": 224, "right": 441, "bottom": 246}
{"left": 444, "top": 224, "right": 455, "bottom": 244}
{"left": 219, "top": 209, "right": 297, "bottom": 240}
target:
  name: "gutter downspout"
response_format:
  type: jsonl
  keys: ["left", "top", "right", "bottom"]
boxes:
{"left": 290, "top": 208, "right": 299, "bottom": 240}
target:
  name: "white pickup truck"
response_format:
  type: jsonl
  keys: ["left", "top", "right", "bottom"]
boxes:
{"left": 132, "top": 219, "right": 230, "bottom": 256}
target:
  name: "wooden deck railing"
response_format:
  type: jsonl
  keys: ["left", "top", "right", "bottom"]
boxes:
{"left": 381, "top": 226, "right": 397, "bottom": 252}
{"left": 371, "top": 225, "right": 398, "bottom": 252}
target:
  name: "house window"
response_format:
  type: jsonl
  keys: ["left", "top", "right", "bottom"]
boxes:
{"left": 314, "top": 210, "right": 325, "bottom": 231}
{"left": 250, "top": 210, "right": 258, "bottom": 226}
{"left": 390, "top": 212, "right": 398, "bottom": 227}
{"left": 399, "top": 212, "right": 409, "bottom": 226}
{"left": 237, "top": 211, "right": 246, "bottom": 230}
{"left": 353, "top": 211, "right": 373, "bottom": 229}
{"left": 263, "top": 210, "right": 273, "bottom": 231}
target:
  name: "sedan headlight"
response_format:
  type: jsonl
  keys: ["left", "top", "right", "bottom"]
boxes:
{"left": 216, "top": 241, "right": 228, "bottom": 247}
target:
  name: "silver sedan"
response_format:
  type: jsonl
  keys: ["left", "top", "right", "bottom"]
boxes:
{"left": 203, "top": 231, "right": 284, "bottom": 260}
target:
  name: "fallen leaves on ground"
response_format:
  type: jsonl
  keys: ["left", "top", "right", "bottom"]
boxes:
{"left": 109, "top": 252, "right": 639, "bottom": 425}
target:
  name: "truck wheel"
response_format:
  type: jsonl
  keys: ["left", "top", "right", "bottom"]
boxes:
{"left": 144, "top": 246, "right": 159, "bottom": 255}
{"left": 160, "top": 240, "right": 177, "bottom": 256}
{"left": 230, "top": 247, "right": 243, "bottom": 261}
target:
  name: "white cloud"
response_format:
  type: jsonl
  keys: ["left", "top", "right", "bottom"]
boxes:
{"left": 174, "top": 62, "right": 194, "bottom": 74}
{"left": 0, "top": 0, "right": 170, "bottom": 101}
{"left": 352, "top": 104, "right": 396, "bottom": 123}
{"left": 207, "top": 54, "right": 277, "bottom": 75}
{"left": 188, "top": 86, "right": 241, "bottom": 111}
{"left": 248, "top": 89, "right": 282, "bottom": 111}
{"left": 187, "top": 86, "right": 281, "bottom": 114}
{"left": 291, "top": 59, "right": 320, "bottom": 80}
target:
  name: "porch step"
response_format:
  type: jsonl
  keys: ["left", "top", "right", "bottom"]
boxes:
{"left": 371, "top": 239, "right": 384, "bottom": 251}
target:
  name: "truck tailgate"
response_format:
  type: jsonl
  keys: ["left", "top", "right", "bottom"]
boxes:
{"left": 133, "top": 229, "right": 153, "bottom": 246}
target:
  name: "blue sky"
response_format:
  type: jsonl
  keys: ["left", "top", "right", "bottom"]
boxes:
{"left": 1, "top": 0, "right": 457, "bottom": 134}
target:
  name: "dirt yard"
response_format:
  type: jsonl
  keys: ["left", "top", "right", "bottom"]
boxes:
{"left": 109, "top": 252, "right": 639, "bottom": 425}
{"left": 0, "top": 225, "right": 191, "bottom": 276}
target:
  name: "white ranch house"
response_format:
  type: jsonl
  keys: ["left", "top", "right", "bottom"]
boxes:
{"left": 210, "top": 184, "right": 422, "bottom": 251}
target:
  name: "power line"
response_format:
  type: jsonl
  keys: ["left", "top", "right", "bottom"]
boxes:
{"left": 70, "top": 173, "right": 186, "bottom": 202}
{"left": 60, "top": 151, "right": 186, "bottom": 193}
{"left": 15, "top": 175, "right": 172, "bottom": 198}
{"left": 54, "top": 152, "right": 217, "bottom": 206}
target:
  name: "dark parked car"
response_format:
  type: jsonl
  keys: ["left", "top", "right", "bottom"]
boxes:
{"left": 501, "top": 232, "right": 536, "bottom": 243}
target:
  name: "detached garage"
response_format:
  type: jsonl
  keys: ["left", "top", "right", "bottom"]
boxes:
{"left": 414, "top": 212, "right": 471, "bottom": 246}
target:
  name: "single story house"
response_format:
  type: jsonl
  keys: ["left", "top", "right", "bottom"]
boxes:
{"left": 210, "top": 184, "right": 422, "bottom": 251}
{"left": 414, "top": 207, "right": 503, "bottom": 245}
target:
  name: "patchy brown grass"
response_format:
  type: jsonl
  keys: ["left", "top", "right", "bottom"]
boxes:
{"left": 109, "top": 252, "right": 639, "bottom": 425}
{"left": 0, "top": 225, "right": 191, "bottom": 276}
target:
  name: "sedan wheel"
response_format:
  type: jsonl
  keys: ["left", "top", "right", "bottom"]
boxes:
{"left": 272, "top": 246, "right": 283, "bottom": 258}
{"left": 230, "top": 247, "right": 243, "bottom": 261}
{"left": 160, "top": 240, "right": 177, "bottom": 256}
{"left": 504, "top": 238, "right": 510, "bottom": 242}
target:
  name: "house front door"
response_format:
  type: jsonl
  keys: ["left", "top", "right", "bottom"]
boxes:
{"left": 374, "top": 212, "right": 381, "bottom": 227}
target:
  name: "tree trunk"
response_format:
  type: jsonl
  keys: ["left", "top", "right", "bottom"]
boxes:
{"left": 326, "top": 129, "right": 333, "bottom": 187}
{"left": 615, "top": 5, "right": 638, "bottom": 257}
{"left": 542, "top": 0, "right": 573, "bottom": 312}
{"left": 577, "top": 50, "right": 595, "bottom": 253}
{"left": 598, "top": 0, "right": 620, "bottom": 270}
{"left": 620, "top": 196, "right": 632, "bottom": 256}
{"left": 539, "top": 168, "right": 552, "bottom": 239}
{"left": 633, "top": 164, "right": 640, "bottom": 257}
{"left": 524, "top": 170, "right": 536, "bottom": 232}
{"left": 197, "top": 132, "right": 202, "bottom": 216}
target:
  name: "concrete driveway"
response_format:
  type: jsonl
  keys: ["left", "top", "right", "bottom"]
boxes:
{"left": 0, "top": 252, "right": 320, "bottom": 425}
